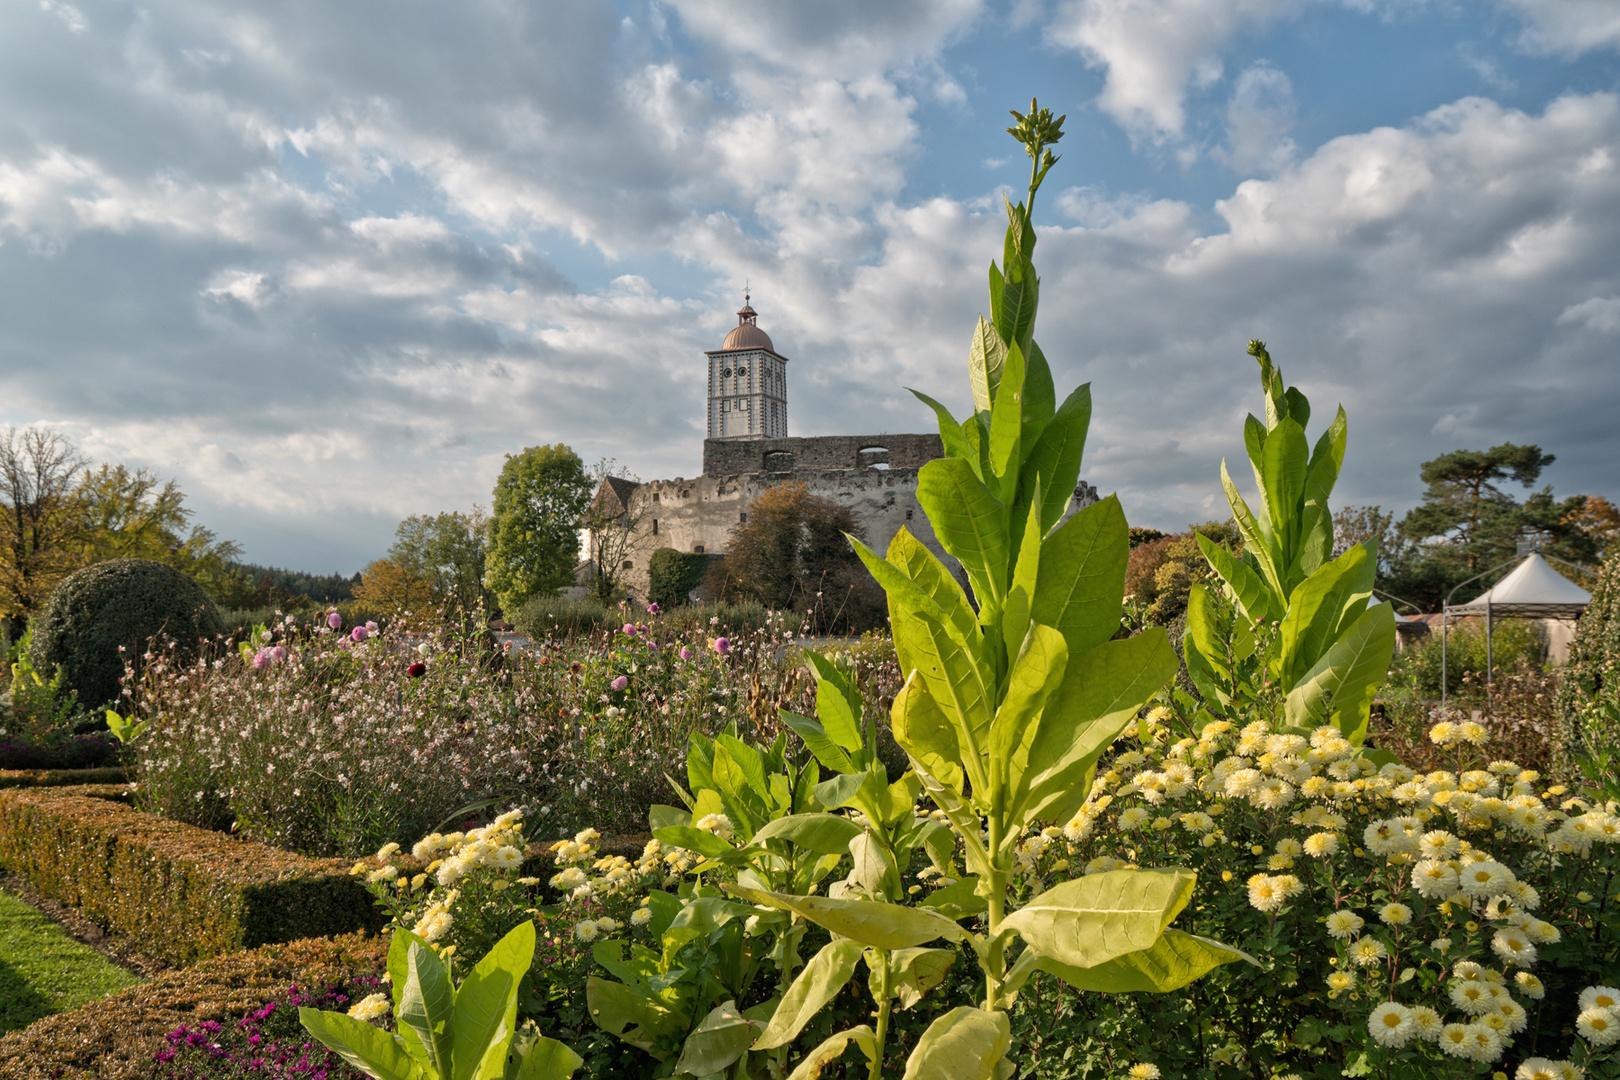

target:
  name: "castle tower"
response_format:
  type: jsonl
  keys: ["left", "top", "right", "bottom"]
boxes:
{"left": 705, "top": 292, "right": 788, "bottom": 440}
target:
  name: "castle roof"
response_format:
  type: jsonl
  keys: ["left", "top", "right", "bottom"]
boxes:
{"left": 716, "top": 292, "right": 777, "bottom": 353}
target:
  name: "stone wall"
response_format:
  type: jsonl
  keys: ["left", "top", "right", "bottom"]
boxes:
{"left": 702, "top": 434, "right": 944, "bottom": 478}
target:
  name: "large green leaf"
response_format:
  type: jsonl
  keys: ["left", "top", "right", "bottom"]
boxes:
{"left": 1034, "top": 929, "right": 1256, "bottom": 994}
{"left": 917, "top": 457, "right": 1009, "bottom": 607}
{"left": 1001, "top": 480, "right": 1044, "bottom": 665}
{"left": 900, "top": 1007, "right": 1011, "bottom": 1080}
{"left": 511, "top": 1035, "right": 582, "bottom": 1080}
{"left": 967, "top": 314, "right": 1007, "bottom": 415}
{"left": 451, "top": 921, "right": 533, "bottom": 1080}
{"left": 672, "top": 1001, "right": 759, "bottom": 1078}
{"left": 1220, "top": 460, "right": 1282, "bottom": 597}
{"left": 779, "top": 711, "right": 855, "bottom": 775}
{"left": 988, "top": 623, "right": 1068, "bottom": 773}
{"left": 1029, "top": 497, "right": 1129, "bottom": 659}
{"left": 723, "top": 884, "right": 964, "bottom": 950}
{"left": 999, "top": 868, "right": 1196, "bottom": 970}
{"left": 753, "top": 939, "right": 865, "bottom": 1050}
{"left": 398, "top": 938, "right": 455, "bottom": 1075}
{"left": 653, "top": 826, "right": 733, "bottom": 859}
{"left": 785, "top": 1026, "right": 876, "bottom": 1080}
{"left": 910, "top": 388, "right": 976, "bottom": 464}
{"left": 1014, "top": 631, "right": 1177, "bottom": 826}
{"left": 887, "top": 947, "right": 956, "bottom": 1010}
{"left": 887, "top": 529, "right": 980, "bottom": 647}
{"left": 714, "top": 733, "right": 771, "bottom": 803}
{"left": 1276, "top": 543, "right": 1374, "bottom": 690}
{"left": 920, "top": 875, "right": 988, "bottom": 920}
{"left": 1304, "top": 405, "right": 1347, "bottom": 509}
{"left": 986, "top": 340, "right": 1027, "bottom": 499}
{"left": 750, "top": 813, "right": 864, "bottom": 856}
{"left": 1018, "top": 382, "right": 1091, "bottom": 535}
{"left": 1194, "top": 533, "right": 1279, "bottom": 626}
{"left": 1283, "top": 602, "right": 1397, "bottom": 743}
{"left": 300, "top": 1007, "right": 427, "bottom": 1080}
{"left": 890, "top": 675, "right": 965, "bottom": 794}
{"left": 1021, "top": 340, "right": 1057, "bottom": 455}
{"left": 1260, "top": 417, "right": 1309, "bottom": 559}
{"left": 585, "top": 978, "right": 682, "bottom": 1055}
{"left": 809, "top": 670, "right": 863, "bottom": 753}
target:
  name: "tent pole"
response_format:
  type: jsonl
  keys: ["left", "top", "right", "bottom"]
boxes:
{"left": 1441, "top": 611, "right": 1448, "bottom": 708}
{"left": 1485, "top": 599, "right": 1493, "bottom": 706}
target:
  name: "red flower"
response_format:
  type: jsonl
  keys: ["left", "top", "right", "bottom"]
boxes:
{"left": 407, "top": 662, "right": 427, "bottom": 678}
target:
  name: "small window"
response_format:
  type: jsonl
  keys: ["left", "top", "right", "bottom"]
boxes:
{"left": 906, "top": 509, "right": 914, "bottom": 520}
{"left": 652, "top": 519, "right": 658, "bottom": 535}
{"left": 858, "top": 446, "right": 890, "bottom": 470}
{"left": 694, "top": 544, "right": 705, "bottom": 554}
{"left": 740, "top": 512, "right": 747, "bottom": 523}
{"left": 652, "top": 493, "right": 660, "bottom": 503}
{"left": 621, "top": 560, "right": 634, "bottom": 570}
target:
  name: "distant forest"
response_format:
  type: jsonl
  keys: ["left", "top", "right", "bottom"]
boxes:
{"left": 229, "top": 563, "right": 360, "bottom": 603}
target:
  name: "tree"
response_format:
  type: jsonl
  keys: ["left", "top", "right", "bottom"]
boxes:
{"left": 1332, "top": 505, "right": 1393, "bottom": 563}
{"left": 75, "top": 464, "right": 243, "bottom": 600}
{"left": 0, "top": 426, "right": 88, "bottom": 640}
{"left": 1563, "top": 495, "right": 1620, "bottom": 561}
{"left": 703, "top": 481, "right": 885, "bottom": 631}
{"left": 1387, "top": 443, "right": 1595, "bottom": 609}
{"left": 484, "top": 444, "right": 592, "bottom": 616}
{"left": 351, "top": 557, "right": 439, "bottom": 624}
{"left": 390, "top": 508, "right": 491, "bottom": 622}
{"left": 579, "top": 459, "right": 649, "bottom": 603}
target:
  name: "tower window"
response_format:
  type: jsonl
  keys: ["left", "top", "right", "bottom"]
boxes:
{"left": 694, "top": 544, "right": 705, "bottom": 554}
{"left": 652, "top": 519, "right": 658, "bottom": 535}
{"left": 740, "top": 512, "right": 747, "bottom": 523}
{"left": 622, "top": 560, "right": 634, "bottom": 570}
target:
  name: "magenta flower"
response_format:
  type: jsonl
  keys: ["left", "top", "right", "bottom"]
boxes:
{"left": 407, "top": 662, "right": 427, "bottom": 678}
{"left": 622, "top": 623, "right": 638, "bottom": 636}
{"left": 646, "top": 602, "right": 662, "bottom": 616}
{"left": 326, "top": 611, "right": 343, "bottom": 630}
{"left": 270, "top": 645, "right": 287, "bottom": 661}
{"left": 714, "top": 637, "right": 731, "bottom": 655}
{"left": 611, "top": 675, "right": 629, "bottom": 691}
{"left": 365, "top": 620, "right": 379, "bottom": 634}
{"left": 252, "top": 650, "right": 271, "bottom": 670}
{"left": 680, "top": 647, "right": 693, "bottom": 661}
{"left": 350, "top": 625, "right": 369, "bottom": 642}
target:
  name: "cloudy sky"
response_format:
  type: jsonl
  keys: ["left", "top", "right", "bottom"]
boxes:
{"left": 2, "top": 0, "right": 1618, "bottom": 574}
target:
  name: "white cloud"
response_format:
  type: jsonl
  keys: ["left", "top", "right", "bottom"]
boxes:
{"left": 1218, "top": 61, "right": 1298, "bottom": 173}
{"left": 1557, "top": 295, "right": 1620, "bottom": 332}
{"left": 1496, "top": 0, "right": 1620, "bottom": 55}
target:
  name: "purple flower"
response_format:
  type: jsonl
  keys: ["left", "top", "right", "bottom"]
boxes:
{"left": 622, "top": 623, "right": 637, "bottom": 636}
{"left": 365, "top": 620, "right": 379, "bottom": 634}
{"left": 407, "top": 662, "right": 427, "bottom": 678}
{"left": 252, "top": 650, "right": 271, "bottom": 670}
{"left": 270, "top": 645, "right": 288, "bottom": 661}
{"left": 680, "top": 647, "right": 693, "bottom": 661}
{"left": 611, "top": 675, "right": 629, "bottom": 691}
{"left": 350, "top": 625, "right": 369, "bottom": 642}
{"left": 646, "top": 602, "right": 661, "bottom": 616}
{"left": 714, "top": 637, "right": 731, "bottom": 655}
{"left": 326, "top": 611, "right": 343, "bottom": 630}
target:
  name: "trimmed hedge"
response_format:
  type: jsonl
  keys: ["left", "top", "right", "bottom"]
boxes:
{"left": 0, "top": 931, "right": 387, "bottom": 1080}
{"left": 0, "top": 787, "right": 383, "bottom": 966}
{"left": 0, "top": 767, "right": 133, "bottom": 791}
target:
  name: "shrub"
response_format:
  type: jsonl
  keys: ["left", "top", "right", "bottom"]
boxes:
{"left": 647, "top": 547, "right": 709, "bottom": 609}
{"left": 1391, "top": 616, "right": 1546, "bottom": 697}
{"left": 0, "top": 932, "right": 387, "bottom": 1080}
{"left": 29, "top": 559, "right": 224, "bottom": 711}
{"left": 1559, "top": 551, "right": 1620, "bottom": 793}
{"left": 0, "top": 785, "right": 382, "bottom": 965}
{"left": 511, "top": 594, "right": 615, "bottom": 639}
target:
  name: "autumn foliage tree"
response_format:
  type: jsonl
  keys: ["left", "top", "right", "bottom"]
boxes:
{"left": 703, "top": 481, "right": 885, "bottom": 632}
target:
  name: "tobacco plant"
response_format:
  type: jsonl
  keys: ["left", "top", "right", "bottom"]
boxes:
{"left": 1182, "top": 343, "right": 1397, "bottom": 744}
{"left": 719, "top": 100, "right": 1252, "bottom": 1080}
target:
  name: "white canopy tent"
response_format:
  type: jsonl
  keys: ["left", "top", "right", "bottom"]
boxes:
{"left": 1441, "top": 552, "right": 1592, "bottom": 704}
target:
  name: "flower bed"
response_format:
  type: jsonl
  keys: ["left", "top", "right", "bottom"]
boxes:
{"left": 0, "top": 932, "right": 386, "bottom": 1080}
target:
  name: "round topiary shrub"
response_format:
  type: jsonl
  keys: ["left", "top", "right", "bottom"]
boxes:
{"left": 30, "top": 558, "right": 224, "bottom": 711}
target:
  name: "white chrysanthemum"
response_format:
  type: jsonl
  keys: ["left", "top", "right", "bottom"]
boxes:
{"left": 1491, "top": 928, "right": 1537, "bottom": 968}
{"left": 1581, "top": 986, "right": 1620, "bottom": 1011}
{"left": 1515, "top": 971, "right": 1547, "bottom": 999}
{"left": 1225, "top": 768, "right": 1264, "bottom": 798}
{"left": 1304, "top": 832, "right": 1340, "bottom": 858}
{"left": 1325, "top": 909, "right": 1365, "bottom": 939}
{"left": 415, "top": 906, "right": 453, "bottom": 943}
{"left": 1437, "top": 1022, "right": 1473, "bottom": 1058}
{"left": 1411, "top": 1006, "right": 1443, "bottom": 1041}
{"left": 1577, "top": 1007, "right": 1620, "bottom": 1046}
{"left": 1326, "top": 971, "right": 1356, "bottom": 993}
{"left": 1275, "top": 838, "right": 1303, "bottom": 856}
{"left": 1367, "top": 1001, "right": 1415, "bottom": 1048}
{"left": 573, "top": 919, "right": 601, "bottom": 942}
{"left": 1412, "top": 860, "right": 1459, "bottom": 899}
{"left": 574, "top": 827, "right": 600, "bottom": 845}
{"left": 1247, "top": 874, "right": 1286, "bottom": 913}
{"left": 550, "top": 867, "right": 587, "bottom": 891}
{"left": 1253, "top": 778, "right": 1295, "bottom": 810}
{"left": 347, "top": 993, "right": 391, "bottom": 1022}
{"left": 1467, "top": 1023, "right": 1504, "bottom": 1062}
{"left": 1497, "top": 999, "right": 1529, "bottom": 1034}
{"left": 1418, "top": 830, "right": 1459, "bottom": 859}
{"left": 1451, "top": 980, "right": 1496, "bottom": 1016}
{"left": 1363, "top": 820, "right": 1404, "bottom": 857}
{"left": 1454, "top": 960, "right": 1485, "bottom": 981}
{"left": 1379, "top": 902, "right": 1413, "bottom": 926}
{"left": 631, "top": 906, "right": 653, "bottom": 927}
{"left": 1179, "top": 811, "right": 1215, "bottom": 833}
{"left": 1516, "top": 1059, "right": 1561, "bottom": 1080}
{"left": 1126, "top": 1065, "right": 1160, "bottom": 1080}
{"left": 435, "top": 856, "right": 469, "bottom": 888}
{"left": 492, "top": 846, "right": 523, "bottom": 871}
{"left": 1119, "top": 807, "right": 1151, "bottom": 832}
{"left": 1459, "top": 860, "right": 1512, "bottom": 899}
{"left": 695, "top": 813, "right": 734, "bottom": 840}
{"left": 411, "top": 833, "right": 445, "bottom": 860}
{"left": 1350, "top": 938, "right": 1388, "bottom": 967}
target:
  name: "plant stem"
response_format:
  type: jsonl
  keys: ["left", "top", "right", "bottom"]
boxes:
{"left": 870, "top": 950, "right": 893, "bottom": 1080}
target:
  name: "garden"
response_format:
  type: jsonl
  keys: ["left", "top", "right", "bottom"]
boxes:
{"left": 0, "top": 104, "right": 1616, "bottom": 1080}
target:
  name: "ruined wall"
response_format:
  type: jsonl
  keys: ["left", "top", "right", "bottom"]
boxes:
{"left": 702, "top": 434, "right": 944, "bottom": 478}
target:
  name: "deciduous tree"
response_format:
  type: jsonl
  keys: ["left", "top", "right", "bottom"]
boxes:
{"left": 484, "top": 444, "right": 592, "bottom": 616}
{"left": 0, "top": 426, "right": 88, "bottom": 639}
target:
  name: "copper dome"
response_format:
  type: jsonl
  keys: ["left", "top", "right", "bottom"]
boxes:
{"left": 721, "top": 322, "right": 775, "bottom": 351}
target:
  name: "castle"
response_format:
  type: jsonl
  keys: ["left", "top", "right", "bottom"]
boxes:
{"left": 591, "top": 296, "right": 1097, "bottom": 602}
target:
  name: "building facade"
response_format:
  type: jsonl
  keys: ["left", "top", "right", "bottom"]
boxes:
{"left": 592, "top": 298, "right": 1098, "bottom": 603}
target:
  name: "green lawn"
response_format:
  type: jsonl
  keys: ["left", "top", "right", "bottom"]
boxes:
{"left": 0, "top": 886, "right": 142, "bottom": 1035}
